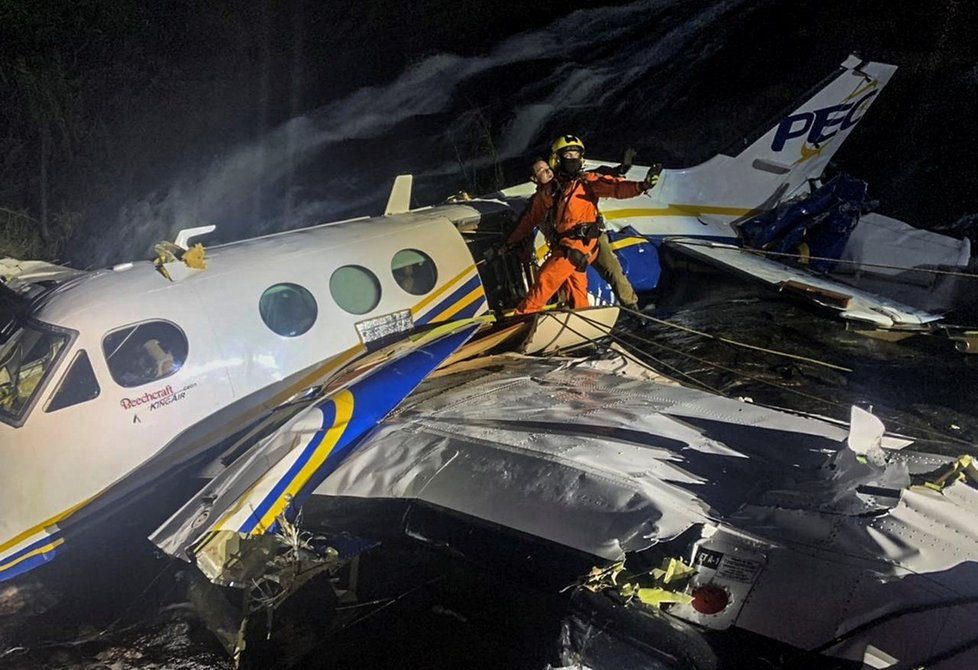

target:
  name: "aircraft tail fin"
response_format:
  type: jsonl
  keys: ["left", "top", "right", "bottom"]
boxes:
{"left": 738, "top": 55, "right": 896, "bottom": 184}
{"left": 633, "top": 56, "right": 897, "bottom": 214}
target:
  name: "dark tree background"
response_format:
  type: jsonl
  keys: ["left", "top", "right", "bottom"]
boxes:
{"left": 1, "top": 0, "right": 975, "bottom": 263}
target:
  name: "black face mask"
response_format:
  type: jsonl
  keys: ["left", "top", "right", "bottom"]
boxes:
{"left": 558, "top": 156, "right": 582, "bottom": 175}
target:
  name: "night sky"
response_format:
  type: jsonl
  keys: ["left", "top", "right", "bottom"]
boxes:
{"left": 1, "top": 0, "right": 976, "bottom": 266}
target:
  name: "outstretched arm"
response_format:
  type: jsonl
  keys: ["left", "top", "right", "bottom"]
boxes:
{"left": 584, "top": 172, "right": 647, "bottom": 199}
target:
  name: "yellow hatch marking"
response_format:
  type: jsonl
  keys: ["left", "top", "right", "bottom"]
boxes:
{"left": 412, "top": 264, "right": 477, "bottom": 316}
{"left": 429, "top": 287, "right": 485, "bottom": 323}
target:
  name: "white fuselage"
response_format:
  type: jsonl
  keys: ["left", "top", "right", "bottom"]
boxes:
{"left": 0, "top": 204, "right": 495, "bottom": 580}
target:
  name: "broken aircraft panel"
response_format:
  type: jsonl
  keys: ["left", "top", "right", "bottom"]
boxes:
{"left": 297, "top": 355, "right": 978, "bottom": 668}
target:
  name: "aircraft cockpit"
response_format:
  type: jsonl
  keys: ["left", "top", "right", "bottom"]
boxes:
{"left": 0, "top": 298, "right": 188, "bottom": 427}
{"left": 0, "top": 318, "right": 70, "bottom": 426}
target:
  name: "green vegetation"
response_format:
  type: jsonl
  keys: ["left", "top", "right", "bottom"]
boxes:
{"left": 0, "top": 207, "right": 79, "bottom": 260}
{"left": 0, "top": 208, "right": 44, "bottom": 259}
{"left": 0, "top": 0, "right": 136, "bottom": 260}
{"left": 0, "top": 1, "right": 259, "bottom": 262}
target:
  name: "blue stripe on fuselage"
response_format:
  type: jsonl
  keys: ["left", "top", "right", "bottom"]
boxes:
{"left": 415, "top": 274, "right": 483, "bottom": 326}
{"left": 0, "top": 532, "right": 63, "bottom": 582}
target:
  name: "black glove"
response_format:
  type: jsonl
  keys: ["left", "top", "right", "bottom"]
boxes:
{"left": 644, "top": 163, "right": 663, "bottom": 190}
{"left": 621, "top": 147, "right": 637, "bottom": 169}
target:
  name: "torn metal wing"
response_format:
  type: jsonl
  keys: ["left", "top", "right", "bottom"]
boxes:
{"left": 311, "top": 356, "right": 919, "bottom": 558}
{"left": 309, "top": 355, "right": 978, "bottom": 666}
{"left": 150, "top": 320, "right": 481, "bottom": 583}
{"left": 665, "top": 238, "right": 944, "bottom": 329}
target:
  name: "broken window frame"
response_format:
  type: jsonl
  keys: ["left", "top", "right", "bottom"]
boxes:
{"left": 44, "top": 349, "right": 101, "bottom": 413}
{"left": 0, "top": 317, "right": 74, "bottom": 427}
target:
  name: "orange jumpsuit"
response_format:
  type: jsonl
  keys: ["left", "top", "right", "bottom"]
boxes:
{"left": 506, "top": 172, "right": 645, "bottom": 315}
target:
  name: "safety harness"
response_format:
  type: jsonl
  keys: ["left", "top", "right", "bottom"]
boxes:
{"left": 550, "top": 177, "right": 604, "bottom": 272}
{"left": 556, "top": 221, "right": 603, "bottom": 242}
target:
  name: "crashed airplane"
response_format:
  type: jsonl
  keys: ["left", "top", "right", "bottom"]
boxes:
{"left": 502, "top": 55, "right": 972, "bottom": 336}
{"left": 1, "top": 55, "right": 976, "bottom": 668}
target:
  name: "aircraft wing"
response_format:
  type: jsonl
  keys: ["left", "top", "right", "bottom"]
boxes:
{"left": 665, "top": 238, "right": 945, "bottom": 329}
{"left": 309, "top": 354, "right": 978, "bottom": 667}
{"left": 834, "top": 212, "right": 974, "bottom": 314}
{"left": 313, "top": 355, "right": 917, "bottom": 557}
{"left": 151, "top": 337, "right": 978, "bottom": 667}
{"left": 150, "top": 319, "right": 482, "bottom": 584}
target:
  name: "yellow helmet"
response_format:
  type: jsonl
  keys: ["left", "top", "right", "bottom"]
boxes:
{"left": 549, "top": 134, "right": 585, "bottom": 169}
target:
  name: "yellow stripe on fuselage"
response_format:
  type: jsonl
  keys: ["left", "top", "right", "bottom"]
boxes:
{"left": 411, "top": 264, "right": 477, "bottom": 317}
{"left": 535, "top": 235, "right": 646, "bottom": 260}
{"left": 208, "top": 351, "right": 363, "bottom": 535}
{"left": 189, "top": 343, "right": 368, "bottom": 541}
{"left": 609, "top": 237, "right": 647, "bottom": 251}
{"left": 0, "top": 496, "right": 95, "bottom": 556}
{"left": 529, "top": 204, "right": 754, "bottom": 260}
{"left": 249, "top": 389, "right": 355, "bottom": 535}
{"left": 603, "top": 205, "right": 753, "bottom": 220}
{"left": 0, "top": 538, "right": 65, "bottom": 574}
{"left": 172, "top": 343, "right": 371, "bottom": 546}
{"left": 2, "top": 335, "right": 369, "bottom": 566}
{"left": 428, "top": 286, "right": 485, "bottom": 324}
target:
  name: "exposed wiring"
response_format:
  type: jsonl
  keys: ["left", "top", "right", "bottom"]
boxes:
{"left": 541, "top": 310, "right": 724, "bottom": 394}
{"left": 566, "top": 308, "right": 976, "bottom": 449}
{"left": 569, "top": 308, "right": 840, "bottom": 407}
{"left": 618, "top": 306, "right": 853, "bottom": 373}
{"left": 0, "top": 560, "right": 178, "bottom": 659}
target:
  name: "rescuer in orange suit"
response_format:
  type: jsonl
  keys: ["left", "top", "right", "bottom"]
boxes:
{"left": 502, "top": 135, "right": 660, "bottom": 315}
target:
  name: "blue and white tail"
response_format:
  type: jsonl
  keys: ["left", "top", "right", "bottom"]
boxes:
{"left": 600, "top": 55, "right": 897, "bottom": 240}
{"left": 732, "top": 54, "right": 896, "bottom": 199}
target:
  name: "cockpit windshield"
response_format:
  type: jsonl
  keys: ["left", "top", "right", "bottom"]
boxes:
{"left": 0, "top": 321, "right": 69, "bottom": 425}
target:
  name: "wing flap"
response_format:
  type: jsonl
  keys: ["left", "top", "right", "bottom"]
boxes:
{"left": 665, "top": 239, "right": 943, "bottom": 328}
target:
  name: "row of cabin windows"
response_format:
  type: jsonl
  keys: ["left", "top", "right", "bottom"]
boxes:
{"left": 43, "top": 250, "right": 440, "bottom": 413}
{"left": 259, "top": 251, "right": 438, "bottom": 337}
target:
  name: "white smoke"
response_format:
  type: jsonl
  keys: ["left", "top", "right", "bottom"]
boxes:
{"left": 92, "top": 0, "right": 748, "bottom": 266}
{"left": 496, "top": 0, "right": 750, "bottom": 157}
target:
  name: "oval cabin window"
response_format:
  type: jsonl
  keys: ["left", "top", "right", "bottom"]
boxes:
{"left": 330, "top": 266, "right": 381, "bottom": 315}
{"left": 259, "top": 283, "right": 318, "bottom": 337}
{"left": 391, "top": 249, "right": 437, "bottom": 296}
{"left": 103, "top": 321, "right": 188, "bottom": 388}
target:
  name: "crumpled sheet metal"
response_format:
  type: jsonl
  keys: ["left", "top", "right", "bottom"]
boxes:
{"left": 324, "top": 418, "right": 710, "bottom": 559}
{"left": 152, "top": 322, "right": 480, "bottom": 566}
{"left": 310, "top": 355, "right": 977, "bottom": 666}
{"left": 667, "top": 239, "right": 943, "bottom": 327}
{"left": 152, "top": 406, "right": 327, "bottom": 558}
{"left": 728, "top": 483, "right": 978, "bottom": 665}
{"left": 315, "top": 357, "right": 878, "bottom": 558}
